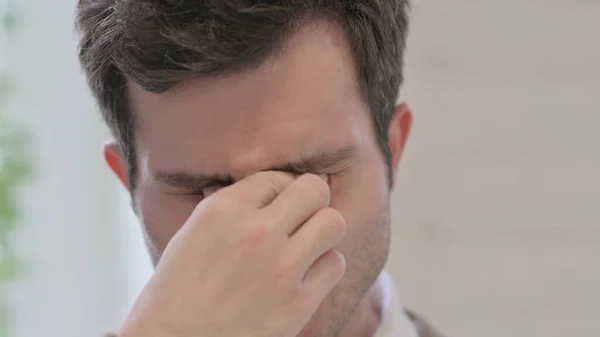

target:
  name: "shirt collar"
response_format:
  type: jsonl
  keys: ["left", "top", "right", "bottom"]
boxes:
{"left": 373, "top": 271, "right": 419, "bottom": 337}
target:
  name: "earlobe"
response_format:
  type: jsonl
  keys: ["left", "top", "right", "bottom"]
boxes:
{"left": 103, "top": 142, "right": 130, "bottom": 191}
{"left": 388, "top": 103, "right": 413, "bottom": 188}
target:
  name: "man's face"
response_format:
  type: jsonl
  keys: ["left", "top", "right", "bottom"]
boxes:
{"left": 121, "top": 21, "right": 408, "bottom": 337}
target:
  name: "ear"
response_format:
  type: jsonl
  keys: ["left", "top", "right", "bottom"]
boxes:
{"left": 103, "top": 142, "right": 130, "bottom": 191}
{"left": 387, "top": 103, "right": 413, "bottom": 189}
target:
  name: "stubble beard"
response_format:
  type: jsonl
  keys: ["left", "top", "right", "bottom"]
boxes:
{"left": 297, "top": 199, "right": 392, "bottom": 337}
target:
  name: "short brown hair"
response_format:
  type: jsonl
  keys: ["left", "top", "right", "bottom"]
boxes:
{"left": 76, "top": 0, "right": 410, "bottom": 189}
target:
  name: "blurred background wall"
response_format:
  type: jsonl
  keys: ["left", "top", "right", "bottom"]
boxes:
{"left": 3, "top": 1, "right": 599, "bottom": 337}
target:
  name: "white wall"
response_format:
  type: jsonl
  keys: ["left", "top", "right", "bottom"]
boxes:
{"left": 5, "top": 1, "right": 151, "bottom": 337}
{"left": 389, "top": 1, "right": 600, "bottom": 336}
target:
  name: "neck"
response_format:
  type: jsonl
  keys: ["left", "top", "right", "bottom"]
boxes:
{"left": 337, "top": 274, "right": 386, "bottom": 337}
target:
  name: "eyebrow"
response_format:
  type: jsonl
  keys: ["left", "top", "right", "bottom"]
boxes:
{"left": 153, "top": 145, "right": 359, "bottom": 191}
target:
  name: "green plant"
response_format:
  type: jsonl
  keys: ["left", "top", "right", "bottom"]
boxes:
{"left": 0, "top": 7, "right": 30, "bottom": 337}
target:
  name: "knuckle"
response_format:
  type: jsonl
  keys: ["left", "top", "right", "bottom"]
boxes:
{"left": 297, "top": 173, "right": 330, "bottom": 201}
{"left": 245, "top": 171, "right": 294, "bottom": 206}
{"left": 203, "top": 196, "right": 234, "bottom": 215}
{"left": 325, "top": 208, "right": 346, "bottom": 229}
{"left": 282, "top": 283, "right": 302, "bottom": 307}
{"left": 270, "top": 264, "right": 293, "bottom": 288}
{"left": 196, "top": 196, "right": 241, "bottom": 225}
{"left": 328, "top": 250, "right": 346, "bottom": 277}
{"left": 302, "top": 173, "right": 330, "bottom": 192}
{"left": 237, "top": 223, "right": 271, "bottom": 251}
{"left": 320, "top": 208, "right": 347, "bottom": 241}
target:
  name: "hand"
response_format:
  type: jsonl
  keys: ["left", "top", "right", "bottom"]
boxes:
{"left": 118, "top": 172, "right": 347, "bottom": 337}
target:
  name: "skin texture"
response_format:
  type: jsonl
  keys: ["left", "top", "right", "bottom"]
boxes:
{"left": 105, "top": 20, "right": 412, "bottom": 337}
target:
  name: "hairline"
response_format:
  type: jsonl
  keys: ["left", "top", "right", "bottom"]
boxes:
{"left": 122, "top": 14, "right": 383, "bottom": 192}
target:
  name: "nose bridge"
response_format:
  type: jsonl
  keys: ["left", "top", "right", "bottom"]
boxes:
{"left": 223, "top": 121, "right": 299, "bottom": 180}
{"left": 227, "top": 144, "right": 273, "bottom": 180}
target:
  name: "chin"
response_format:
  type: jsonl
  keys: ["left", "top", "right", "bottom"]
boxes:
{"left": 298, "top": 205, "right": 391, "bottom": 337}
{"left": 296, "top": 290, "right": 356, "bottom": 337}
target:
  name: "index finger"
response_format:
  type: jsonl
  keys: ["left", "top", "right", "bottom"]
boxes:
{"left": 217, "top": 171, "right": 296, "bottom": 208}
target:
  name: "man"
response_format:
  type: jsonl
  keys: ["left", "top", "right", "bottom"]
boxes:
{"left": 76, "top": 1, "right": 445, "bottom": 336}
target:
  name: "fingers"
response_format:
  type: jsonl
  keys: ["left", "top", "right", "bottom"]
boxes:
{"left": 298, "top": 249, "right": 346, "bottom": 312}
{"left": 263, "top": 174, "right": 331, "bottom": 235}
{"left": 286, "top": 207, "right": 347, "bottom": 278}
{"left": 217, "top": 171, "right": 296, "bottom": 208}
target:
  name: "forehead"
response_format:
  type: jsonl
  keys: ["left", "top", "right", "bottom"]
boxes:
{"left": 128, "top": 21, "right": 371, "bottom": 176}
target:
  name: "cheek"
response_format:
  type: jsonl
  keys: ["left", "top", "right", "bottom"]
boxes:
{"left": 329, "top": 164, "right": 389, "bottom": 252}
{"left": 136, "top": 187, "right": 200, "bottom": 254}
